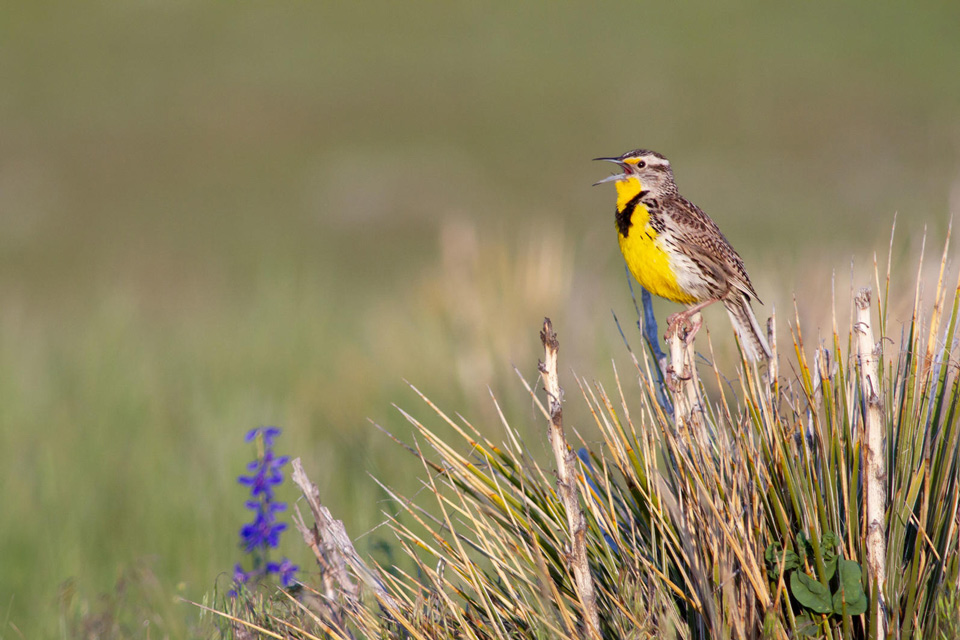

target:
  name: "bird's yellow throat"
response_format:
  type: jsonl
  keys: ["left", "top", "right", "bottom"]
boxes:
{"left": 614, "top": 176, "right": 647, "bottom": 223}
{"left": 614, "top": 176, "right": 698, "bottom": 304}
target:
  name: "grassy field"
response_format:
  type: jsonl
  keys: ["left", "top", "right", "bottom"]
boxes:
{"left": 1, "top": 2, "right": 958, "bottom": 637}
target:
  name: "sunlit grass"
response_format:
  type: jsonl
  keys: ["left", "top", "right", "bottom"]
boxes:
{"left": 222, "top": 229, "right": 960, "bottom": 639}
{"left": 4, "top": 2, "right": 960, "bottom": 636}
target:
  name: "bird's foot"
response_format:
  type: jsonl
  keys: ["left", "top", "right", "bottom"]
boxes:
{"left": 665, "top": 311, "right": 702, "bottom": 345}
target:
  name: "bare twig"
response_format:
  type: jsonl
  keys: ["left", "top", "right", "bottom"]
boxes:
{"left": 290, "top": 458, "right": 399, "bottom": 615}
{"left": 538, "top": 318, "right": 602, "bottom": 640}
{"left": 855, "top": 289, "right": 887, "bottom": 637}
{"left": 767, "top": 308, "right": 778, "bottom": 390}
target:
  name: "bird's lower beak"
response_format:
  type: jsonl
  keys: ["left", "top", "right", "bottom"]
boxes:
{"left": 592, "top": 173, "right": 626, "bottom": 186}
{"left": 592, "top": 158, "right": 628, "bottom": 186}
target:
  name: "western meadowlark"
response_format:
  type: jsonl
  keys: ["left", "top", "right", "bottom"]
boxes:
{"left": 594, "top": 149, "right": 772, "bottom": 362}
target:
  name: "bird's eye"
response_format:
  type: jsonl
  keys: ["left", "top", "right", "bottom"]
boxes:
{"left": 636, "top": 161, "right": 646, "bottom": 168}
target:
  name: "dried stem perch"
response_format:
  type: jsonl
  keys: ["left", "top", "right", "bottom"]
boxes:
{"left": 538, "top": 318, "right": 602, "bottom": 639}
{"left": 666, "top": 312, "right": 703, "bottom": 431}
{"left": 855, "top": 289, "right": 887, "bottom": 637}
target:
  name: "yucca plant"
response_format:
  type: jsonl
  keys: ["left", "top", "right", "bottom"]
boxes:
{"left": 211, "top": 228, "right": 960, "bottom": 639}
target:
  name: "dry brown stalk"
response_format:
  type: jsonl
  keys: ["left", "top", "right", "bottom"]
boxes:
{"left": 538, "top": 318, "right": 602, "bottom": 640}
{"left": 666, "top": 312, "right": 703, "bottom": 431}
{"left": 854, "top": 288, "right": 887, "bottom": 636}
{"left": 290, "top": 458, "right": 399, "bottom": 616}
{"left": 767, "top": 310, "right": 778, "bottom": 389}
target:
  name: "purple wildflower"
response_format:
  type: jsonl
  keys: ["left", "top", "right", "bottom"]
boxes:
{"left": 234, "top": 563, "right": 250, "bottom": 583}
{"left": 245, "top": 426, "right": 281, "bottom": 448}
{"left": 239, "top": 502, "right": 288, "bottom": 552}
{"left": 267, "top": 557, "right": 300, "bottom": 588}
{"left": 228, "top": 563, "right": 251, "bottom": 597}
{"left": 238, "top": 429, "right": 290, "bottom": 502}
{"left": 230, "top": 426, "right": 298, "bottom": 594}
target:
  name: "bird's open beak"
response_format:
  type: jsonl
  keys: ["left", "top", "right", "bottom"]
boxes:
{"left": 592, "top": 157, "right": 627, "bottom": 186}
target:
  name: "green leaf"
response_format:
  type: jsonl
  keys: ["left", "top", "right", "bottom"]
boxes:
{"left": 764, "top": 543, "right": 780, "bottom": 564}
{"left": 765, "top": 543, "right": 800, "bottom": 578}
{"left": 823, "top": 554, "right": 838, "bottom": 581}
{"left": 820, "top": 531, "right": 839, "bottom": 581}
{"left": 832, "top": 589, "right": 868, "bottom": 616}
{"left": 831, "top": 559, "right": 867, "bottom": 615}
{"left": 837, "top": 559, "right": 863, "bottom": 592}
{"left": 783, "top": 550, "right": 800, "bottom": 571}
{"left": 794, "top": 613, "right": 822, "bottom": 637}
{"left": 791, "top": 571, "right": 833, "bottom": 614}
{"left": 821, "top": 531, "right": 840, "bottom": 550}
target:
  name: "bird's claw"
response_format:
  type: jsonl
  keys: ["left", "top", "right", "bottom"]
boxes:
{"left": 665, "top": 311, "right": 702, "bottom": 345}
{"left": 665, "top": 313, "right": 693, "bottom": 343}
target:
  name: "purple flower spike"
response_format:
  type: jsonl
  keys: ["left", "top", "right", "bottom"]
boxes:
{"left": 231, "top": 426, "right": 298, "bottom": 594}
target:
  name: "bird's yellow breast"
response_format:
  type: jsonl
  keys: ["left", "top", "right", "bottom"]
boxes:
{"left": 615, "top": 178, "right": 698, "bottom": 305}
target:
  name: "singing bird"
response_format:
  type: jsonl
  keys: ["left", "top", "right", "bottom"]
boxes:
{"left": 594, "top": 149, "right": 771, "bottom": 361}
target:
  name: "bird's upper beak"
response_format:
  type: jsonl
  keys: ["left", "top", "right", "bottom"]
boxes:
{"left": 592, "top": 157, "right": 628, "bottom": 186}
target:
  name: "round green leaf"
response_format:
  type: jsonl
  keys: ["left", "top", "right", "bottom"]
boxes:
{"left": 790, "top": 571, "right": 833, "bottom": 614}
{"left": 832, "top": 589, "right": 868, "bottom": 616}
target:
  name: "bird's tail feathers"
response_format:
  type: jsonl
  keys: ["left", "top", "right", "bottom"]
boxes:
{"left": 723, "top": 294, "right": 772, "bottom": 362}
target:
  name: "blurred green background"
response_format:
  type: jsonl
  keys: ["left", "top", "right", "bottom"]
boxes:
{"left": 1, "top": 2, "right": 958, "bottom": 636}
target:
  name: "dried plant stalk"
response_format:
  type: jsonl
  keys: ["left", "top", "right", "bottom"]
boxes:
{"left": 667, "top": 312, "right": 703, "bottom": 430}
{"left": 538, "top": 318, "right": 601, "bottom": 639}
{"left": 290, "top": 458, "right": 398, "bottom": 614}
{"left": 767, "top": 309, "right": 778, "bottom": 387}
{"left": 855, "top": 288, "right": 887, "bottom": 637}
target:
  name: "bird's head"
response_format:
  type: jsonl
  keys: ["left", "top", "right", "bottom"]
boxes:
{"left": 593, "top": 149, "right": 676, "bottom": 198}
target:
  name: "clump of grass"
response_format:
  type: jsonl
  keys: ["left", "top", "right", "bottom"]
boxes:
{"left": 58, "top": 560, "right": 209, "bottom": 640}
{"left": 211, "top": 229, "right": 960, "bottom": 639}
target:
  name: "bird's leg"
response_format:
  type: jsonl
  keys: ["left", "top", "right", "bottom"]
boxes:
{"left": 666, "top": 298, "right": 719, "bottom": 344}
{"left": 684, "top": 312, "right": 704, "bottom": 344}
{"left": 665, "top": 312, "right": 703, "bottom": 345}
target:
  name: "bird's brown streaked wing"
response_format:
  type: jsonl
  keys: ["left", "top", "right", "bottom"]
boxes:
{"left": 666, "top": 196, "right": 762, "bottom": 302}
